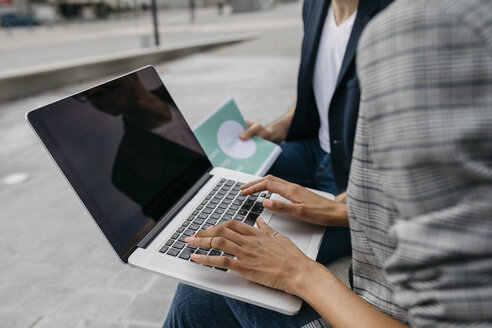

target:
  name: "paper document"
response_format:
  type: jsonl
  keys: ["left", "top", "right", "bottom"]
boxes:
{"left": 193, "top": 97, "right": 282, "bottom": 176}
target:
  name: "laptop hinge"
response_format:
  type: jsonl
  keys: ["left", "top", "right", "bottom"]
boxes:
{"left": 135, "top": 170, "right": 213, "bottom": 251}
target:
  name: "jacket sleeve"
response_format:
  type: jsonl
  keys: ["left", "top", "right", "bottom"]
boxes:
{"left": 302, "top": 0, "right": 310, "bottom": 32}
{"left": 357, "top": 0, "right": 492, "bottom": 326}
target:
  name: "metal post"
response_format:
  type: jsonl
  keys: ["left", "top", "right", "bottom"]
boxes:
{"left": 151, "top": 0, "right": 160, "bottom": 46}
{"left": 218, "top": 0, "right": 224, "bottom": 16}
{"left": 189, "top": 0, "right": 195, "bottom": 23}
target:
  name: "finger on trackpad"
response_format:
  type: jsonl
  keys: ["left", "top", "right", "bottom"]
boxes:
{"left": 268, "top": 214, "right": 313, "bottom": 250}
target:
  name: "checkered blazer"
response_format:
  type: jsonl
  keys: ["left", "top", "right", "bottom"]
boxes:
{"left": 304, "top": 0, "right": 492, "bottom": 327}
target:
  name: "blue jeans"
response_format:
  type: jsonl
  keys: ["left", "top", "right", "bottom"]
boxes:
{"left": 164, "top": 283, "right": 322, "bottom": 328}
{"left": 269, "top": 139, "right": 339, "bottom": 194}
{"left": 163, "top": 139, "right": 351, "bottom": 328}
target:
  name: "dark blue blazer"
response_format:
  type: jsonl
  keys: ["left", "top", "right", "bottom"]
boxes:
{"left": 287, "top": 0, "right": 393, "bottom": 191}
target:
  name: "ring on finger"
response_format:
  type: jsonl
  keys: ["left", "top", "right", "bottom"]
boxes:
{"left": 209, "top": 236, "right": 215, "bottom": 249}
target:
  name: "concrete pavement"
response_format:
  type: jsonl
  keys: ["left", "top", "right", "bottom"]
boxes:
{"left": 0, "top": 2, "right": 349, "bottom": 327}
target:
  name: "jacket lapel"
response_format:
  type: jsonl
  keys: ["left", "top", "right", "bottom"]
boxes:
{"left": 335, "top": 0, "right": 380, "bottom": 88}
{"left": 301, "top": 0, "right": 330, "bottom": 92}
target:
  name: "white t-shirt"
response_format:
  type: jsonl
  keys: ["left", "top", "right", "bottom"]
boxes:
{"left": 313, "top": 5, "right": 357, "bottom": 154}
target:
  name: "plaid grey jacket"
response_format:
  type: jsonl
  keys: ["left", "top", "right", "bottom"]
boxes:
{"left": 304, "top": 0, "right": 492, "bottom": 327}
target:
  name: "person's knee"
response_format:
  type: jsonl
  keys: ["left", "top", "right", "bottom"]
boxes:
{"left": 164, "top": 284, "right": 237, "bottom": 328}
{"left": 164, "top": 284, "right": 201, "bottom": 328}
{"left": 267, "top": 141, "right": 318, "bottom": 187}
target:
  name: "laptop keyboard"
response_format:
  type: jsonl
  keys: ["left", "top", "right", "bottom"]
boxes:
{"left": 158, "top": 178, "right": 272, "bottom": 271}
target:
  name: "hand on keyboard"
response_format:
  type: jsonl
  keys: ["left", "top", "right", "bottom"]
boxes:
{"left": 241, "top": 175, "right": 349, "bottom": 227}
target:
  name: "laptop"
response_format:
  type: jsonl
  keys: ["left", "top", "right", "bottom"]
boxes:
{"left": 26, "top": 66, "right": 327, "bottom": 315}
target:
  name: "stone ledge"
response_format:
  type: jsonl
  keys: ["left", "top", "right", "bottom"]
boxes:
{"left": 0, "top": 33, "right": 257, "bottom": 102}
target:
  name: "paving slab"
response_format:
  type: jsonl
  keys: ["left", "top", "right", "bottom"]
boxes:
{"left": 123, "top": 294, "right": 174, "bottom": 326}
{"left": 0, "top": 311, "right": 40, "bottom": 328}
{"left": 145, "top": 277, "right": 179, "bottom": 297}
{"left": 18, "top": 286, "right": 72, "bottom": 316}
{"left": 0, "top": 283, "right": 33, "bottom": 312}
{"left": 128, "top": 325, "right": 159, "bottom": 328}
{"left": 107, "top": 267, "right": 158, "bottom": 294}
{"left": 56, "top": 291, "right": 135, "bottom": 321}
{"left": 32, "top": 316, "right": 76, "bottom": 328}
{"left": 76, "top": 319, "right": 127, "bottom": 328}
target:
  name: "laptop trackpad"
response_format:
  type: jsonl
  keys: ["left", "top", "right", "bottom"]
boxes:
{"left": 267, "top": 213, "right": 313, "bottom": 252}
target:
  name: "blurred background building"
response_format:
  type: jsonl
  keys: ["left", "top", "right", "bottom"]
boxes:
{"left": 0, "top": 0, "right": 296, "bottom": 24}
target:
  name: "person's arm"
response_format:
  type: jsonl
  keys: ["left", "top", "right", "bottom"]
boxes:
{"left": 353, "top": 1, "right": 492, "bottom": 326}
{"left": 297, "top": 261, "right": 406, "bottom": 328}
{"left": 334, "top": 191, "right": 346, "bottom": 203}
{"left": 185, "top": 219, "right": 407, "bottom": 328}
{"left": 239, "top": 103, "right": 296, "bottom": 143}
{"left": 241, "top": 175, "right": 349, "bottom": 227}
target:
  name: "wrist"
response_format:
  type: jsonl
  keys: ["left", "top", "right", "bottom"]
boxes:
{"left": 265, "top": 124, "right": 285, "bottom": 143}
{"left": 320, "top": 202, "right": 349, "bottom": 227}
{"left": 333, "top": 203, "right": 349, "bottom": 227}
{"left": 334, "top": 191, "right": 347, "bottom": 204}
{"left": 267, "top": 114, "right": 291, "bottom": 142}
{"left": 291, "top": 260, "right": 327, "bottom": 298}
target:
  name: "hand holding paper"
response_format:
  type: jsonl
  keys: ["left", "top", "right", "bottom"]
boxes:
{"left": 193, "top": 97, "right": 282, "bottom": 176}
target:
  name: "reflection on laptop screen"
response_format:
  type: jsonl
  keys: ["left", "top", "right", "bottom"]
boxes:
{"left": 28, "top": 67, "right": 212, "bottom": 260}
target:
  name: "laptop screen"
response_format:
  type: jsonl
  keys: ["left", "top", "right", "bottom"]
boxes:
{"left": 28, "top": 67, "right": 212, "bottom": 261}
